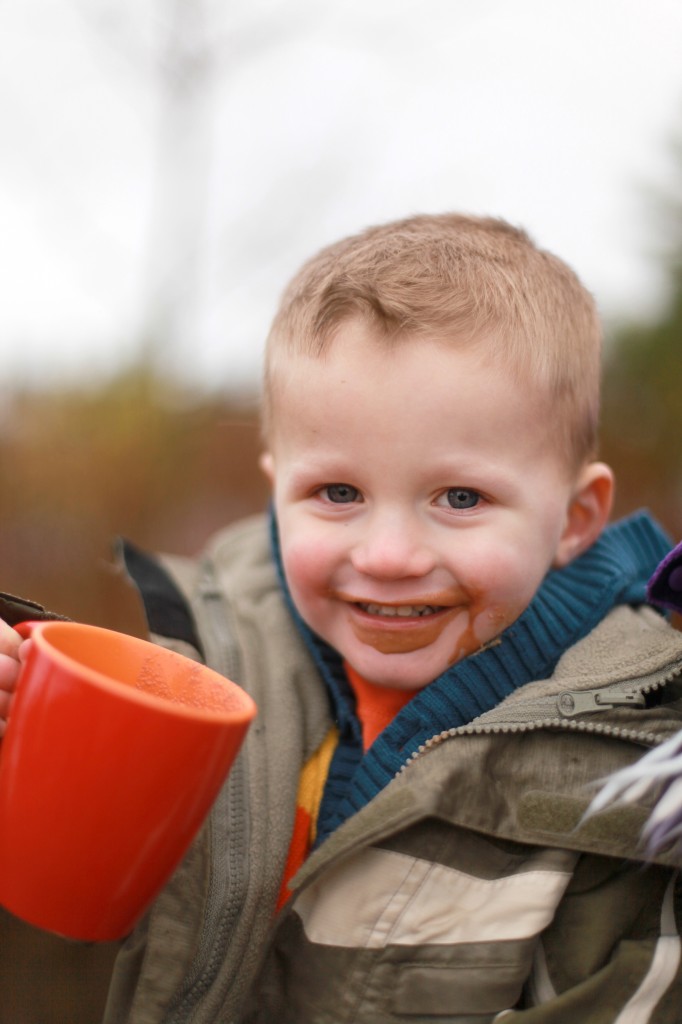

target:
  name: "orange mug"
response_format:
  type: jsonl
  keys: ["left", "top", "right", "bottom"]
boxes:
{"left": 0, "top": 620, "right": 256, "bottom": 941}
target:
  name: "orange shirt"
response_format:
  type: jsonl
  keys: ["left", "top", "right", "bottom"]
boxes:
{"left": 276, "top": 665, "right": 419, "bottom": 910}
{"left": 344, "top": 663, "right": 420, "bottom": 751}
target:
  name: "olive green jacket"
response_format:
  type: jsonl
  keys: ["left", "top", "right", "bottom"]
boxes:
{"left": 104, "top": 515, "right": 682, "bottom": 1023}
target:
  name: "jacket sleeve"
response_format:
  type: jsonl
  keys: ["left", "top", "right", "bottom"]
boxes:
{"left": 514, "top": 855, "right": 681, "bottom": 1022}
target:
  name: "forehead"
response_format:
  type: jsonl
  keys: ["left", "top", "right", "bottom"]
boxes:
{"left": 266, "top": 321, "right": 564, "bottom": 476}
{"left": 269, "top": 319, "right": 475, "bottom": 402}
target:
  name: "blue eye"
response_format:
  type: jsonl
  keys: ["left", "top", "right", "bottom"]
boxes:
{"left": 446, "top": 488, "right": 480, "bottom": 510}
{"left": 324, "top": 484, "right": 360, "bottom": 504}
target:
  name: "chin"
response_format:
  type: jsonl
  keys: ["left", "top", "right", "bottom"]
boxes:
{"left": 348, "top": 651, "right": 443, "bottom": 691}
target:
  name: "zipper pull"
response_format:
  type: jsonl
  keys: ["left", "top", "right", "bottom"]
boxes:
{"left": 557, "top": 688, "right": 646, "bottom": 717}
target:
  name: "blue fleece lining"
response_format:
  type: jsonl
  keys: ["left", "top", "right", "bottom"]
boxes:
{"left": 270, "top": 510, "right": 672, "bottom": 844}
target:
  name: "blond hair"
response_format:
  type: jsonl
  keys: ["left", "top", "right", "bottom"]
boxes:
{"left": 263, "top": 213, "right": 602, "bottom": 467}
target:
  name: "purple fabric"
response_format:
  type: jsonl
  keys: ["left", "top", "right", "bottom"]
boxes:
{"left": 647, "top": 540, "right": 682, "bottom": 615}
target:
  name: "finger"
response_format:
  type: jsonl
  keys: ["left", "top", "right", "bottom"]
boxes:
{"left": 18, "top": 638, "right": 33, "bottom": 664}
{"left": 0, "top": 686, "right": 12, "bottom": 724}
{"left": 0, "top": 618, "right": 22, "bottom": 658}
{"left": 0, "top": 701, "right": 11, "bottom": 737}
{"left": 0, "top": 653, "right": 21, "bottom": 692}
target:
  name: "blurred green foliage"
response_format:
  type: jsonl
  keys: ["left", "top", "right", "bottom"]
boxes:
{"left": 601, "top": 230, "right": 682, "bottom": 542}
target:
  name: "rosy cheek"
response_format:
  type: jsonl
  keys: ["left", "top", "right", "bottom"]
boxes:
{"left": 283, "top": 550, "right": 315, "bottom": 591}
{"left": 459, "top": 549, "right": 538, "bottom": 617}
{"left": 282, "top": 536, "right": 331, "bottom": 598}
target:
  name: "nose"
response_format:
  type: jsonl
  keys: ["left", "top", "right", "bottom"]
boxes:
{"left": 350, "top": 509, "right": 436, "bottom": 581}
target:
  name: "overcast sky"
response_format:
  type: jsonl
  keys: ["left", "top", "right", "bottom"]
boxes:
{"left": 1, "top": 0, "right": 681, "bottom": 392}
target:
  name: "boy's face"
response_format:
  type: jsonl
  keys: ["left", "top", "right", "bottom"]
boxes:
{"left": 264, "top": 320, "right": 596, "bottom": 690}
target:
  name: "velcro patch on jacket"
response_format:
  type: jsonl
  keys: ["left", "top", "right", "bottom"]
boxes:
{"left": 518, "top": 790, "right": 651, "bottom": 854}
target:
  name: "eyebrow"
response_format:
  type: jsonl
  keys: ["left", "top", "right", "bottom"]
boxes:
{"left": 286, "top": 458, "right": 357, "bottom": 485}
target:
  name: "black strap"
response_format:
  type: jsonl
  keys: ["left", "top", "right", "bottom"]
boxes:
{"left": 118, "top": 539, "right": 205, "bottom": 658}
{"left": 0, "top": 591, "right": 70, "bottom": 627}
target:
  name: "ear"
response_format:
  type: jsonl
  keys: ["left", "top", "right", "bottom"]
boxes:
{"left": 259, "top": 451, "right": 275, "bottom": 487}
{"left": 553, "top": 462, "right": 615, "bottom": 568}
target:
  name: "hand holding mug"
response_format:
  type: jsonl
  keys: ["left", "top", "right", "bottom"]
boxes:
{"left": 0, "top": 619, "right": 28, "bottom": 737}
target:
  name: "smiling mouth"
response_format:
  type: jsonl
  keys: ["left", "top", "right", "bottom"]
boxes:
{"left": 348, "top": 600, "right": 461, "bottom": 654}
{"left": 357, "top": 602, "right": 443, "bottom": 619}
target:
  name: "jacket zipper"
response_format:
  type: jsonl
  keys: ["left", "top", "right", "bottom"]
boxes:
{"left": 399, "top": 665, "right": 682, "bottom": 773}
{"left": 556, "top": 685, "right": 646, "bottom": 716}
{"left": 164, "top": 565, "right": 250, "bottom": 1024}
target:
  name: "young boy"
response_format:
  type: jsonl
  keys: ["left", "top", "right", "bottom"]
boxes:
{"left": 2, "top": 213, "right": 682, "bottom": 1022}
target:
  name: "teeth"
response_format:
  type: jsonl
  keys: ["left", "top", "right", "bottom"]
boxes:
{"left": 360, "top": 603, "right": 439, "bottom": 618}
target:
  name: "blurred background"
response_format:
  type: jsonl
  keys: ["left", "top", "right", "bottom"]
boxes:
{"left": 1, "top": 4, "right": 682, "bottom": 1018}
{"left": 1, "top": 0, "right": 682, "bottom": 635}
